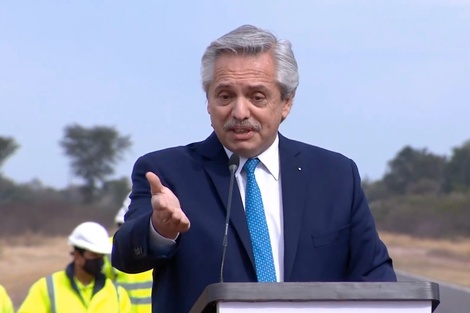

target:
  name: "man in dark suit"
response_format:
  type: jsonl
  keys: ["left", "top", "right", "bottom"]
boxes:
{"left": 112, "top": 24, "right": 397, "bottom": 313}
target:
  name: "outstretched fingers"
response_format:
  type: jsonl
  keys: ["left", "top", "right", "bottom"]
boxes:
{"left": 145, "top": 171, "right": 190, "bottom": 237}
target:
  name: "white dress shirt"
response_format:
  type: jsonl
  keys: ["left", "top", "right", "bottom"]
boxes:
{"left": 225, "top": 135, "right": 284, "bottom": 282}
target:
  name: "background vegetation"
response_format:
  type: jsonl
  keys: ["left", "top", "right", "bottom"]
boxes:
{"left": 1, "top": 125, "right": 469, "bottom": 239}
{"left": 364, "top": 141, "right": 470, "bottom": 238}
{"left": 0, "top": 124, "right": 130, "bottom": 237}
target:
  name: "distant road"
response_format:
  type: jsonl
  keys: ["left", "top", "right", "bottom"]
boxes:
{"left": 397, "top": 270, "right": 470, "bottom": 313}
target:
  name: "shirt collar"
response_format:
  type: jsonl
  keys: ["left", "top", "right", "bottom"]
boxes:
{"left": 74, "top": 276, "right": 95, "bottom": 289}
{"left": 224, "top": 135, "right": 280, "bottom": 181}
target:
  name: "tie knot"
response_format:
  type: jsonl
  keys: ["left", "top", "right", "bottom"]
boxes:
{"left": 244, "top": 158, "right": 260, "bottom": 175}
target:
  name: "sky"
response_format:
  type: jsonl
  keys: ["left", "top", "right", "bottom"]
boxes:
{"left": 1, "top": 1, "right": 469, "bottom": 189}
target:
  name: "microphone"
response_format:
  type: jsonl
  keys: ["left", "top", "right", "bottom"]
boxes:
{"left": 220, "top": 153, "right": 240, "bottom": 283}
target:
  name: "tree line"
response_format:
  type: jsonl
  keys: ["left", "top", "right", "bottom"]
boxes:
{"left": 0, "top": 124, "right": 132, "bottom": 236}
{"left": 364, "top": 141, "right": 470, "bottom": 238}
{"left": 0, "top": 124, "right": 131, "bottom": 203}
{"left": 365, "top": 142, "right": 470, "bottom": 197}
{"left": 1, "top": 126, "right": 469, "bottom": 238}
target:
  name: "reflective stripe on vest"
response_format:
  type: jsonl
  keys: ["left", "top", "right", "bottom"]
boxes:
{"left": 46, "top": 274, "right": 122, "bottom": 313}
{"left": 45, "top": 275, "right": 56, "bottom": 313}
{"left": 118, "top": 280, "right": 152, "bottom": 308}
{"left": 129, "top": 296, "right": 152, "bottom": 305}
{"left": 118, "top": 281, "right": 153, "bottom": 291}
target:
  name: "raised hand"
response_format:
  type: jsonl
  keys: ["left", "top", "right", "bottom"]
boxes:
{"left": 146, "top": 172, "right": 190, "bottom": 239}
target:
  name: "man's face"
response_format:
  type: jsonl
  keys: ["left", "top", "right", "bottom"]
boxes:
{"left": 76, "top": 250, "right": 105, "bottom": 276}
{"left": 207, "top": 52, "right": 293, "bottom": 158}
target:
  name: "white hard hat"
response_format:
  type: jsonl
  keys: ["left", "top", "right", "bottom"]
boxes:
{"left": 114, "top": 192, "right": 131, "bottom": 224}
{"left": 68, "top": 222, "right": 112, "bottom": 254}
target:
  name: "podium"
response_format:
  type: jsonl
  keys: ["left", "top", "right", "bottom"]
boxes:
{"left": 190, "top": 282, "right": 440, "bottom": 313}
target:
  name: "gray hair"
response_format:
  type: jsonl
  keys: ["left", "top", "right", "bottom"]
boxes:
{"left": 201, "top": 25, "right": 299, "bottom": 100}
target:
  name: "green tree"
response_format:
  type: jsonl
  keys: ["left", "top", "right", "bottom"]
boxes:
{"left": 444, "top": 140, "right": 470, "bottom": 192}
{"left": 101, "top": 176, "right": 131, "bottom": 207}
{"left": 60, "top": 124, "right": 132, "bottom": 202}
{"left": 383, "top": 146, "right": 446, "bottom": 195}
{"left": 362, "top": 179, "right": 389, "bottom": 202}
{"left": 0, "top": 136, "right": 19, "bottom": 171}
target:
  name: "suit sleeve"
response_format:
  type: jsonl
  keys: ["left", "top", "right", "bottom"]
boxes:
{"left": 111, "top": 155, "right": 178, "bottom": 274}
{"left": 347, "top": 160, "right": 397, "bottom": 281}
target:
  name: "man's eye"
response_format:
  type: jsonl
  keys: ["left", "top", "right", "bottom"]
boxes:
{"left": 215, "top": 92, "right": 232, "bottom": 105}
{"left": 252, "top": 94, "right": 267, "bottom": 103}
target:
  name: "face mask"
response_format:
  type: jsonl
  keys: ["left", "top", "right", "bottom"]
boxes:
{"left": 83, "top": 257, "right": 104, "bottom": 276}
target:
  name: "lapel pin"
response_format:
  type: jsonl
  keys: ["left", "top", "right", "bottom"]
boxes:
{"left": 298, "top": 167, "right": 302, "bottom": 171}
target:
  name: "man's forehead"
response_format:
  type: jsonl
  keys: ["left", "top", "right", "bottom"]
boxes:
{"left": 84, "top": 250, "right": 104, "bottom": 258}
{"left": 213, "top": 81, "right": 272, "bottom": 91}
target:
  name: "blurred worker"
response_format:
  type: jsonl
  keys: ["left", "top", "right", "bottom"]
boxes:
{"left": 18, "top": 221, "right": 131, "bottom": 313}
{"left": 103, "top": 193, "right": 153, "bottom": 313}
{"left": 0, "top": 284, "right": 14, "bottom": 313}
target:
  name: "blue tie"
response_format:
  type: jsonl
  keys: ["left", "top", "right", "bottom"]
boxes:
{"left": 244, "top": 158, "right": 277, "bottom": 282}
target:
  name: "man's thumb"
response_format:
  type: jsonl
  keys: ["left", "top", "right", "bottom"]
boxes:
{"left": 146, "top": 172, "right": 164, "bottom": 195}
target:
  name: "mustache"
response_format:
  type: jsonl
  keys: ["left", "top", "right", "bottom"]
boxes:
{"left": 223, "top": 119, "right": 261, "bottom": 131}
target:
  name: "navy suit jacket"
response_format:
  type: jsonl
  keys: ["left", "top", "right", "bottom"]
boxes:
{"left": 112, "top": 132, "right": 396, "bottom": 313}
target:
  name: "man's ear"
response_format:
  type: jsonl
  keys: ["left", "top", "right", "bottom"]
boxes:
{"left": 281, "top": 96, "right": 294, "bottom": 122}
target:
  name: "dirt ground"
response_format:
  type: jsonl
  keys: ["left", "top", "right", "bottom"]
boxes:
{"left": 1, "top": 232, "right": 469, "bottom": 309}
{"left": 0, "top": 236, "right": 71, "bottom": 308}
{"left": 380, "top": 232, "right": 470, "bottom": 286}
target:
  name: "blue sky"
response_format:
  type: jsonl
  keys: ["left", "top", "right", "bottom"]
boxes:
{"left": 1, "top": 1, "right": 469, "bottom": 189}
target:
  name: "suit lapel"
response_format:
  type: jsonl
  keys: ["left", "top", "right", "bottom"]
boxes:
{"left": 279, "top": 135, "right": 307, "bottom": 281}
{"left": 195, "top": 133, "right": 255, "bottom": 268}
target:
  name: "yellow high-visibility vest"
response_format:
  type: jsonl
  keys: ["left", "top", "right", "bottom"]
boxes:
{"left": 104, "top": 253, "right": 153, "bottom": 313}
{"left": 0, "top": 284, "right": 14, "bottom": 313}
{"left": 18, "top": 263, "right": 131, "bottom": 313}
{"left": 104, "top": 237, "right": 153, "bottom": 313}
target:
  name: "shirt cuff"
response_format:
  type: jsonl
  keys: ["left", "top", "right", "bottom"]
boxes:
{"left": 148, "top": 219, "right": 178, "bottom": 253}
